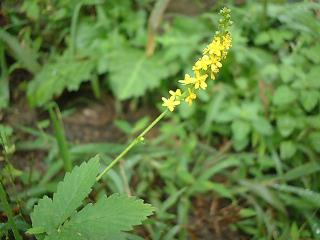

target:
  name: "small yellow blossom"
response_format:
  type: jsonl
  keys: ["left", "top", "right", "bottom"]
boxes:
{"left": 192, "top": 55, "right": 211, "bottom": 71}
{"left": 179, "top": 74, "right": 196, "bottom": 85}
{"left": 194, "top": 74, "right": 208, "bottom": 90}
{"left": 185, "top": 88, "right": 196, "bottom": 105}
{"left": 203, "top": 38, "right": 224, "bottom": 57}
{"left": 162, "top": 96, "right": 180, "bottom": 112}
{"left": 211, "top": 72, "right": 216, "bottom": 80}
{"left": 222, "top": 33, "right": 232, "bottom": 50}
{"left": 169, "top": 89, "right": 182, "bottom": 98}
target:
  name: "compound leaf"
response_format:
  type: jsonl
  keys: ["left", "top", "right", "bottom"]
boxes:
{"left": 53, "top": 194, "right": 154, "bottom": 240}
{"left": 31, "top": 156, "right": 100, "bottom": 234}
{"left": 27, "top": 53, "right": 95, "bottom": 107}
{"left": 107, "top": 47, "right": 169, "bottom": 100}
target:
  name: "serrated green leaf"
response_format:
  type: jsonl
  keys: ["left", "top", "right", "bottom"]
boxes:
{"left": 31, "top": 157, "right": 100, "bottom": 234}
{"left": 273, "top": 85, "right": 297, "bottom": 106}
{"left": 27, "top": 54, "right": 95, "bottom": 107}
{"left": 309, "top": 132, "right": 320, "bottom": 153}
{"left": 232, "top": 120, "right": 251, "bottom": 140}
{"left": 252, "top": 117, "right": 273, "bottom": 136}
{"left": 277, "top": 115, "right": 296, "bottom": 137}
{"left": 54, "top": 194, "right": 154, "bottom": 240}
{"left": 107, "top": 47, "right": 169, "bottom": 100}
{"left": 280, "top": 141, "right": 296, "bottom": 159}
{"left": 300, "top": 90, "right": 318, "bottom": 112}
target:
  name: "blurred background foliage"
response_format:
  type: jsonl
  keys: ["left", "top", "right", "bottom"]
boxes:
{"left": 1, "top": 0, "right": 320, "bottom": 239}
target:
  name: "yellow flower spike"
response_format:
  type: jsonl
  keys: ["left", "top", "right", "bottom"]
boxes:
{"left": 169, "top": 89, "right": 182, "bottom": 98}
{"left": 185, "top": 88, "right": 197, "bottom": 105}
{"left": 161, "top": 7, "right": 232, "bottom": 111}
{"left": 179, "top": 74, "right": 196, "bottom": 85}
{"left": 162, "top": 96, "right": 180, "bottom": 112}
{"left": 194, "top": 74, "right": 208, "bottom": 90}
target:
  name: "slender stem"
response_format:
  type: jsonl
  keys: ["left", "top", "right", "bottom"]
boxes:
{"left": 96, "top": 110, "right": 167, "bottom": 181}
{"left": 71, "top": 3, "right": 82, "bottom": 56}
{"left": 48, "top": 105, "right": 72, "bottom": 172}
{"left": 91, "top": 75, "right": 101, "bottom": 99}
{"left": 0, "top": 181, "right": 23, "bottom": 240}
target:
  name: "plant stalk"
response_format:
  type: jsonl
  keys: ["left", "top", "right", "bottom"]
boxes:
{"left": 48, "top": 105, "right": 72, "bottom": 172}
{"left": 96, "top": 110, "right": 167, "bottom": 181}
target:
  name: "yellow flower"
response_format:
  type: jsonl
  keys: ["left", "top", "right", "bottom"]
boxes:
{"left": 162, "top": 96, "right": 180, "bottom": 112}
{"left": 210, "top": 56, "right": 222, "bottom": 68}
{"left": 211, "top": 72, "right": 216, "bottom": 80}
{"left": 194, "top": 74, "right": 208, "bottom": 90}
{"left": 179, "top": 74, "right": 196, "bottom": 85}
{"left": 192, "top": 55, "right": 211, "bottom": 71}
{"left": 204, "top": 37, "right": 224, "bottom": 57}
{"left": 222, "top": 33, "right": 232, "bottom": 50}
{"left": 169, "top": 89, "right": 182, "bottom": 98}
{"left": 185, "top": 88, "right": 196, "bottom": 105}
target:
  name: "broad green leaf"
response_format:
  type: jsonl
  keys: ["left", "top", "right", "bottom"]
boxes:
{"left": 54, "top": 194, "right": 154, "bottom": 240}
{"left": 0, "top": 29, "right": 40, "bottom": 74}
{"left": 280, "top": 141, "right": 296, "bottom": 159}
{"left": 307, "top": 115, "right": 320, "bottom": 129}
{"left": 300, "top": 90, "right": 318, "bottom": 112}
{"left": 27, "top": 54, "right": 95, "bottom": 107}
{"left": 252, "top": 117, "right": 273, "bottom": 136}
{"left": 232, "top": 120, "right": 251, "bottom": 140}
{"left": 302, "top": 44, "right": 320, "bottom": 63}
{"left": 31, "top": 157, "right": 100, "bottom": 233}
{"left": 273, "top": 85, "right": 297, "bottom": 106}
{"left": 22, "top": 0, "right": 40, "bottom": 20}
{"left": 277, "top": 115, "right": 296, "bottom": 137}
{"left": 254, "top": 31, "right": 270, "bottom": 45}
{"left": 107, "top": 47, "right": 169, "bottom": 100}
{"left": 232, "top": 120, "right": 250, "bottom": 150}
{"left": 309, "top": 132, "right": 320, "bottom": 153}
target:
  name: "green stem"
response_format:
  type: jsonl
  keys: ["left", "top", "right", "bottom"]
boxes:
{"left": 71, "top": 3, "right": 82, "bottom": 57}
{"left": 0, "top": 181, "right": 22, "bottom": 240}
{"left": 48, "top": 105, "right": 72, "bottom": 172}
{"left": 91, "top": 75, "right": 101, "bottom": 99}
{"left": 96, "top": 110, "right": 168, "bottom": 181}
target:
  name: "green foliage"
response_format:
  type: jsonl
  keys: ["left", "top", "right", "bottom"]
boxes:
{"left": 30, "top": 156, "right": 154, "bottom": 239}
{"left": 27, "top": 53, "right": 95, "bottom": 107}
{"left": 107, "top": 47, "right": 169, "bottom": 100}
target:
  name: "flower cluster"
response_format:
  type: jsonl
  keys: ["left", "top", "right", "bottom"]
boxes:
{"left": 162, "top": 7, "right": 232, "bottom": 112}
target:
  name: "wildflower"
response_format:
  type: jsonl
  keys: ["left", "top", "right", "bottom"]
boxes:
{"left": 222, "top": 33, "right": 232, "bottom": 50}
{"left": 185, "top": 88, "right": 196, "bottom": 105}
{"left": 194, "top": 74, "right": 208, "bottom": 90}
{"left": 179, "top": 74, "right": 196, "bottom": 85}
{"left": 162, "top": 96, "right": 180, "bottom": 112}
{"left": 161, "top": 7, "right": 232, "bottom": 112}
{"left": 193, "top": 55, "right": 211, "bottom": 71}
{"left": 203, "top": 38, "right": 223, "bottom": 57}
{"left": 169, "top": 89, "right": 182, "bottom": 98}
